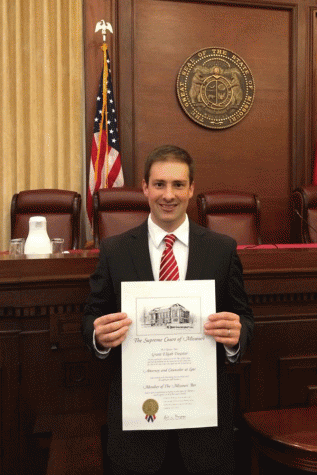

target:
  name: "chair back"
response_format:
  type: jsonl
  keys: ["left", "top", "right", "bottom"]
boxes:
{"left": 197, "top": 191, "right": 261, "bottom": 245}
{"left": 290, "top": 186, "right": 317, "bottom": 243}
{"left": 11, "top": 189, "right": 81, "bottom": 249}
{"left": 93, "top": 187, "right": 150, "bottom": 247}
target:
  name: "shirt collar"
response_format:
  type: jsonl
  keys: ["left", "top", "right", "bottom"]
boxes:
{"left": 148, "top": 214, "right": 189, "bottom": 249}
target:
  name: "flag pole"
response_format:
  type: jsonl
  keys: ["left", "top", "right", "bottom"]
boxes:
{"left": 94, "top": 21, "right": 114, "bottom": 188}
{"left": 87, "top": 20, "right": 123, "bottom": 226}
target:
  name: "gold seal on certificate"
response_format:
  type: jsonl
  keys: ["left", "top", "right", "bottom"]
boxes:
{"left": 142, "top": 399, "right": 159, "bottom": 423}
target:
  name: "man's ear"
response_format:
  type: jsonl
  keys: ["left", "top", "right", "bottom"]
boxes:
{"left": 189, "top": 181, "right": 195, "bottom": 198}
{"left": 142, "top": 179, "right": 148, "bottom": 197}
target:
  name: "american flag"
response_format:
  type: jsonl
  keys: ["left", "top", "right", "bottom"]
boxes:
{"left": 87, "top": 46, "right": 124, "bottom": 224}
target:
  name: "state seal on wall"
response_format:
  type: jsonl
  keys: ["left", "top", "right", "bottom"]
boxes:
{"left": 176, "top": 48, "right": 255, "bottom": 129}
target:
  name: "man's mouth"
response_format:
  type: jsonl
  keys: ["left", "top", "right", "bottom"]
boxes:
{"left": 159, "top": 203, "right": 177, "bottom": 212}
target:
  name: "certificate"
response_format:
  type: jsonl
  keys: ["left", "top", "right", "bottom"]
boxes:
{"left": 121, "top": 280, "right": 217, "bottom": 431}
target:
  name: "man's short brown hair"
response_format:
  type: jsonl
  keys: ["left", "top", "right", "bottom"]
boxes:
{"left": 144, "top": 145, "right": 194, "bottom": 185}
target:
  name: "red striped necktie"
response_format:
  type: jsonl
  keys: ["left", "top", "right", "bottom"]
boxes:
{"left": 159, "top": 234, "right": 179, "bottom": 281}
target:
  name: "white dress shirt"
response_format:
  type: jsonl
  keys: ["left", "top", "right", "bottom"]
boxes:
{"left": 147, "top": 214, "right": 189, "bottom": 281}
{"left": 93, "top": 214, "right": 239, "bottom": 361}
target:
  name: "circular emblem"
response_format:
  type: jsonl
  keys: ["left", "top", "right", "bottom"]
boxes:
{"left": 142, "top": 399, "right": 159, "bottom": 423}
{"left": 142, "top": 399, "right": 159, "bottom": 416}
{"left": 176, "top": 48, "right": 255, "bottom": 129}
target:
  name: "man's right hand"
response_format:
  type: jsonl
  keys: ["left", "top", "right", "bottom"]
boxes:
{"left": 94, "top": 313, "right": 132, "bottom": 350}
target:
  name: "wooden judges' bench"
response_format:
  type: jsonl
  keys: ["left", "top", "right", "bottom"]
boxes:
{"left": 1, "top": 246, "right": 317, "bottom": 474}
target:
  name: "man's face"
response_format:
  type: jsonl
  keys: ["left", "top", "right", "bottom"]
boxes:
{"left": 142, "top": 160, "right": 194, "bottom": 232}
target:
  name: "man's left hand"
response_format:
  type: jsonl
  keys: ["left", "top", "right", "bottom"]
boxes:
{"left": 204, "top": 312, "right": 241, "bottom": 348}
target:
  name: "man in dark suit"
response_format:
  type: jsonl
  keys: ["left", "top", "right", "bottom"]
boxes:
{"left": 83, "top": 145, "right": 254, "bottom": 475}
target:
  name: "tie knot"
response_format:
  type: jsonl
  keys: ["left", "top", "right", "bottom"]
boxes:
{"left": 164, "top": 234, "right": 176, "bottom": 249}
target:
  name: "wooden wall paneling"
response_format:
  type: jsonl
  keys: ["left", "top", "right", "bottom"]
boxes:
{"left": 239, "top": 247, "right": 317, "bottom": 412}
{"left": 293, "top": 1, "right": 307, "bottom": 189}
{"left": 0, "top": 365, "right": 1, "bottom": 475}
{"left": 116, "top": 0, "right": 294, "bottom": 242}
{"left": 300, "top": 5, "right": 317, "bottom": 187}
{"left": 0, "top": 254, "right": 109, "bottom": 474}
{"left": 304, "top": 6, "right": 316, "bottom": 186}
{"left": 84, "top": 0, "right": 317, "bottom": 242}
{"left": 279, "top": 355, "right": 317, "bottom": 407}
{"left": 19, "top": 328, "right": 108, "bottom": 418}
{"left": 307, "top": 384, "right": 317, "bottom": 405}
{"left": 244, "top": 300, "right": 317, "bottom": 412}
{"left": 17, "top": 316, "right": 110, "bottom": 474}
{"left": 245, "top": 294, "right": 317, "bottom": 409}
{"left": 117, "top": 0, "right": 135, "bottom": 185}
{"left": 312, "top": 8, "right": 317, "bottom": 181}
{"left": 0, "top": 330, "right": 20, "bottom": 475}
{"left": 291, "top": 3, "right": 317, "bottom": 189}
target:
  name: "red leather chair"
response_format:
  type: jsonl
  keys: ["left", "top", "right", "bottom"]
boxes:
{"left": 196, "top": 191, "right": 261, "bottom": 245}
{"left": 290, "top": 186, "right": 317, "bottom": 243}
{"left": 11, "top": 189, "right": 81, "bottom": 249}
{"left": 93, "top": 187, "right": 150, "bottom": 247}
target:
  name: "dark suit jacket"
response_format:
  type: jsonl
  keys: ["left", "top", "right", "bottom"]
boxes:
{"left": 83, "top": 220, "right": 254, "bottom": 473}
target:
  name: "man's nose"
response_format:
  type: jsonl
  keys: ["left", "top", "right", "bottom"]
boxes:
{"left": 163, "top": 185, "right": 175, "bottom": 200}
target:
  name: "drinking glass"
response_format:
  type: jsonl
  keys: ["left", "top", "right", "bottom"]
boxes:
{"left": 51, "top": 238, "right": 64, "bottom": 255}
{"left": 9, "top": 238, "right": 25, "bottom": 256}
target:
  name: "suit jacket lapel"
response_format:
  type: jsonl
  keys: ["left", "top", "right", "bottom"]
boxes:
{"left": 128, "top": 220, "right": 154, "bottom": 281}
{"left": 127, "top": 219, "right": 207, "bottom": 282}
{"left": 186, "top": 221, "right": 208, "bottom": 280}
